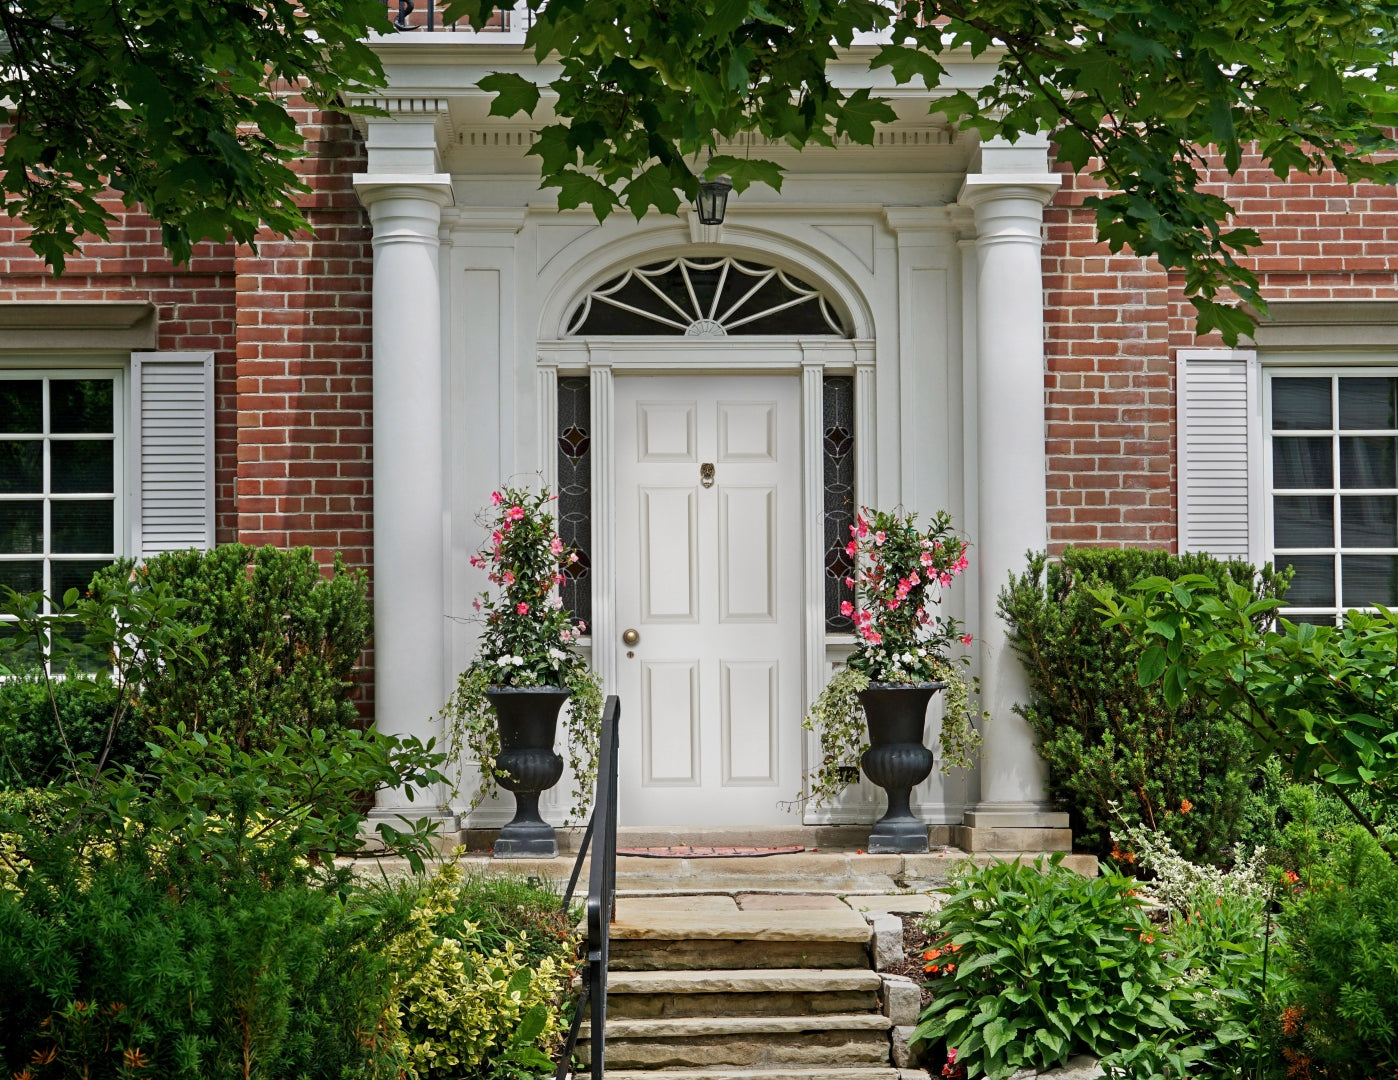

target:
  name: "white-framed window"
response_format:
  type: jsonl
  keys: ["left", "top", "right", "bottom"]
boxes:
{"left": 1265, "top": 368, "right": 1398, "bottom": 624}
{"left": 0, "top": 366, "right": 126, "bottom": 664}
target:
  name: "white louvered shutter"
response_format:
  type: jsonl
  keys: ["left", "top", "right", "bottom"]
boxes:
{"left": 1177, "top": 349, "right": 1263, "bottom": 564}
{"left": 129, "top": 351, "right": 215, "bottom": 555}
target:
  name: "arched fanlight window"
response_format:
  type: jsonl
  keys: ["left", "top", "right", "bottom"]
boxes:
{"left": 567, "top": 257, "right": 850, "bottom": 337}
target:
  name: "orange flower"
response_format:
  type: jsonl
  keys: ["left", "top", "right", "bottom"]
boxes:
{"left": 1138, "top": 931, "right": 1155, "bottom": 944}
{"left": 944, "top": 962, "right": 955, "bottom": 973}
{"left": 924, "top": 948, "right": 942, "bottom": 961}
{"left": 1180, "top": 798, "right": 1193, "bottom": 814}
{"left": 925, "top": 963, "right": 940, "bottom": 973}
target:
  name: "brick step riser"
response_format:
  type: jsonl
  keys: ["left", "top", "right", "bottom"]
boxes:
{"left": 607, "top": 988, "right": 878, "bottom": 1019}
{"left": 579, "top": 1031, "right": 893, "bottom": 1070}
{"left": 608, "top": 939, "right": 870, "bottom": 971}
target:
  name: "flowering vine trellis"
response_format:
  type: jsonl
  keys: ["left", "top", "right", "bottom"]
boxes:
{"left": 442, "top": 484, "right": 603, "bottom": 822}
{"left": 802, "top": 506, "right": 982, "bottom": 808}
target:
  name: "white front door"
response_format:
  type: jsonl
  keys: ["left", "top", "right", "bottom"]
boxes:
{"left": 614, "top": 374, "right": 804, "bottom": 825}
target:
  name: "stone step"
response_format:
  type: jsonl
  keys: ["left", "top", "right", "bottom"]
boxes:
{"left": 578, "top": 1014, "right": 894, "bottom": 1070}
{"left": 346, "top": 848, "right": 1097, "bottom": 892}
{"left": 604, "top": 967, "right": 881, "bottom": 1019}
{"left": 607, "top": 904, "right": 874, "bottom": 971}
{"left": 601, "top": 1070, "right": 907, "bottom": 1080}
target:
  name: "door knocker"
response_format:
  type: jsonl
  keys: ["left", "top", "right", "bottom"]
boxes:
{"left": 700, "top": 462, "right": 715, "bottom": 488}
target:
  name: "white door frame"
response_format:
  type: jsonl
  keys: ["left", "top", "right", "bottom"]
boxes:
{"left": 536, "top": 339, "right": 876, "bottom": 817}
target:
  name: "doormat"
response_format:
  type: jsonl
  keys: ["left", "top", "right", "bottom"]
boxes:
{"left": 615, "top": 845, "right": 805, "bottom": 859}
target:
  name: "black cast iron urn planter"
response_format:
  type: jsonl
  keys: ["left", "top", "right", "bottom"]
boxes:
{"left": 858, "top": 681, "right": 944, "bottom": 855}
{"left": 486, "top": 685, "right": 570, "bottom": 858}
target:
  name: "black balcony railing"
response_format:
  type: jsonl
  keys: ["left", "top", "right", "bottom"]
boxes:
{"left": 389, "top": 0, "right": 533, "bottom": 33}
{"left": 555, "top": 693, "right": 620, "bottom": 1080}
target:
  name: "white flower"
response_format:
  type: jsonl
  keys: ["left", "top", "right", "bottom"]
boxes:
{"left": 549, "top": 594, "right": 564, "bottom": 610}
{"left": 496, "top": 656, "right": 512, "bottom": 667}
{"left": 901, "top": 652, "right": 914, "bottom": 664}
{"left": 511, "top": 655, "right": 524, "bottom": 666}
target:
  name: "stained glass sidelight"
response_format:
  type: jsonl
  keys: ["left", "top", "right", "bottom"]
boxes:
{"left": 557, "top": 376, "right": 592, "bottom": 628}
{"left": 567, "top": 257, "right": 850, "bottom": 338}
{"left": 822, "top": 376, "right": 856, "bottom": 632}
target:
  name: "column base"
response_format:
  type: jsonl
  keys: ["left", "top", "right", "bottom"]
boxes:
{"left": 956, "top": 806, "right": 1072, "bottom": 853}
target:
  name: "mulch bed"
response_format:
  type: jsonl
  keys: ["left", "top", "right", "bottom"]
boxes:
{"left": 887, "top": 912, "right": 940, "bottom": 1008}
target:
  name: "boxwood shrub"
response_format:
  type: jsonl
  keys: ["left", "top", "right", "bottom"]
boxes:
{"left": 96, "top": 544, "right": 372, "bottom": 751}
{"left": 999, "top": 547, "right": 1288, "bottom": 865}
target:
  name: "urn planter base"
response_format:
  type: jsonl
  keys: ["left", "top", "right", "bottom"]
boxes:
{"left": 487, "top": 686, "right": 570, "bottom": 860}
{"left": 858, "top": 682, "right": 943, "bottom": 855}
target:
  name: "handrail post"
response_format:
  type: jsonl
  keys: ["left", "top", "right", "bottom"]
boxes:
{"left": 555, "top": 694, "right": 620, "bottom": 1079}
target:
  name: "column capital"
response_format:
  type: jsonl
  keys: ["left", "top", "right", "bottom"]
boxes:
{"left": 957, "top": 172, "right": 1062, "bottom": 211}
{"left": 353, "top": 173, "right": 455, "bottom": 210}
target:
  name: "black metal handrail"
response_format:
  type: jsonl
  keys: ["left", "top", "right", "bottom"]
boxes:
{"left": 555, "top": 694, "right": 620, "bottom": 1080}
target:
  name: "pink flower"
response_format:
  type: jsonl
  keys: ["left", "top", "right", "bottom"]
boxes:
{"left": 577, "top": 621, "right": 587, "bottom": 633}
{"left": 846, "top": 540, "right": 858, "bottom": 557}
{"left": 503, "top": 570, "right": 515, "bottom": 585}
{"left": 920, "top": 551, "right": 934, "bottom": 568}
{"left": 472, "top": 598, "right": 481, "bottom": 611}
{"left": 491, "top": 491, "right": 504, "bottom": 506}
{"left": 961, "top": 633, "right": 974, "bottom": 646}
{"left": 909, "top": 572, "right": 920, "bottom": 586}
{"left": 491, "top": 530, "right": 504, "bottom": 546}
{"left": 506, "top": 505, "right": 525, "bottom": 522}
{"left": 840, "top": 600, "right": 854, "bottom": 617}
{"left": 940, "top": 572, "right": 953, "bottom": 587}
{"left": 860, "top": 626, "right": 883, "bottom": 645}
{"left": 554, "top": 572, "right": 567, "bottom": 586}
{"left": 516, "top": 602, "right": 530, "bottom": 615}
{"left": 886, "top": 599, "right": 900, "bottom": 611}
{"left": 856, "top": 513, "right": 869, "bottom": 538}
{"left": 469, "top": 554, "right": 484, "bottom": 568}
{"left": 550, "top": 536, "right": 564, "bottom": 554}
{"left": 844, "top": 576, "right": 855, "bottom": 589}
{"left": 874, "top": 531, "right": 886, "bottom": 545}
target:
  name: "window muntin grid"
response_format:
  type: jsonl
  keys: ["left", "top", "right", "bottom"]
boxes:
{"left": 1268, "top": 371, "right": 1398, "bottom": 624}
{"left": 0, "top": 371, "right": 122, "bottom": 666}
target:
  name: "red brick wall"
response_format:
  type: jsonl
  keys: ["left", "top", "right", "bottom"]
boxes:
{"left": 1042, "top": 156, "right": 1398, "bottom": 555}
{"left": 233, "top": 107, "right": 375, "bottom": 572}
{"left": 0, "top": 201, "right": 239, "bottom": 544}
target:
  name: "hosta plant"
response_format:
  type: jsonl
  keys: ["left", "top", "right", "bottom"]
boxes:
{"left": 913, "top": 855, "right": 1184, "bottom": 1080}
{"left": 442, "top": 485, "right": 602, "bottom": 822}
{"left": 802, "top": 507, "right": 980, "bottom": 806}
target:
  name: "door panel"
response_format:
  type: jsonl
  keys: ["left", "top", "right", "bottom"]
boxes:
{"left": 616, "top": 375, "right": 802, "bottom": 825}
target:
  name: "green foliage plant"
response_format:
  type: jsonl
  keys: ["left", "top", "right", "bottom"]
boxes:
{"left": 1102, "top": 887, "right": 1273, "bottom": 1080}
{"left": 378, "top": 862, "right": 577, "bottom": 1080}
{"left": 1096, "top": 577, "right": 1398, "bottom": 857}
{"left": 1000, "top": 548, "right": 1288, "bottom": 863}
{"left": 0, "top": 845, "right": 412, "bottom": 1080}
{"left": 0, "top": 672, "right": 146, "bottom": 788}
{"left": 452, "top": 0, "right": 1398, "bottom": 341}
{"left": 801, "top": 507, "right": 980, "bottom": 807}
{"left": 0, "top": 573, "right": 446, "bottom": 879}
{"left": 442, "top": 485, "right": 602, "bottom": 822}
{"left": 913, "top": 854, "right": 1183, "bottom": 1080}
{"left": 1271, "top": 828, "right": 1398, "bottom": 1078}
{"left": 0, "top": 0, "right": 394, "bottom": 271}
{"left": 95, "top": 545, "right": 373, "bottom": 752}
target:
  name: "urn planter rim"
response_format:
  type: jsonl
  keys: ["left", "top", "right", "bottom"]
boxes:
{"left": 862, "top": 680, "right": 946, "bottom": 691}
{"left": 486, "top": 684, "right": 572, "bottom": 696}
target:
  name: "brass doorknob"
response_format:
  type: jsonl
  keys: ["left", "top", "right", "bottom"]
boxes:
{"left": 621, "top": 628, "right": 640, "bottom": 647}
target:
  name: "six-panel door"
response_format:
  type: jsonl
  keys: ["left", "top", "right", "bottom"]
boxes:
{"left": 614, "top": 375, "right": 803, "bottom": 824}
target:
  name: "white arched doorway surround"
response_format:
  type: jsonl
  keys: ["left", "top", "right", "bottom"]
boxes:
{"left": 535, "top": 225, "right": 880, "bottom": 824}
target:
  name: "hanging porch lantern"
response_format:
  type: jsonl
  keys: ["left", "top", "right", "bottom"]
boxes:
{"left": 695, "top": 175, "right": 733, "bottom": 226}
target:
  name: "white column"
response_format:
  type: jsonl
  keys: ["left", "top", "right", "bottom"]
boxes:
{"left": 958, "top": 162, "right": 1069, "bottom": 835}
{"left": 354, "top": 174, "right": 453, "bottom": 819}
